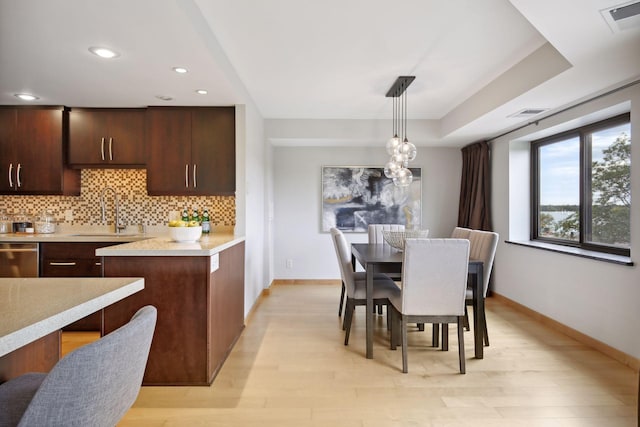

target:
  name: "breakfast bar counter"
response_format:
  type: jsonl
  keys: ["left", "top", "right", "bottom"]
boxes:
{"left": 0, "top": 277, "right": 144, "bottom": 381}
{"left": 98, "top": 235, "right": 245, "bottom": 386}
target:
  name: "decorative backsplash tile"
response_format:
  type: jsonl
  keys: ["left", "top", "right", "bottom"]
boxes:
{"left": 0, "top": 169, "right": 235, "bottom": 227}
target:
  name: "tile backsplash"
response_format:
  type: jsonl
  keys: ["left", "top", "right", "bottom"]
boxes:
{"left": 0, "top": 169, "right": 235, "bottom": 228}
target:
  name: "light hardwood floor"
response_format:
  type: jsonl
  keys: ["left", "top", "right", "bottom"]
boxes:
{"left": 69, "top": 283, "right": 638, "bottom": 426}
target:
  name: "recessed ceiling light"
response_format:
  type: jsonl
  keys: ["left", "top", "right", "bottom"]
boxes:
{"left": 14, "top": 93, "right": 39, "bottom": 101}
{"left": 173, "top": 67, "right": 188, "bottom": 74}
{"left": 155, "top": 95, "right": 173, "bottom": 101}
{"left": 196, "top": 89, "right": 208, "bottom": 95}
{"left": 88, "top": 46, "right": 120, "bottom": 59}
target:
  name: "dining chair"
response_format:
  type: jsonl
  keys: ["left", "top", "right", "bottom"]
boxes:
{"left": 451, "top": 226, "right": 472, "bottom": 239}
{"left": 0, "top": 305, "right": 157, "bottom": 427}
{"left": 389, "top": 238, "right": 470, "bottom": 374}
{"left": 330, "top": 228, "right": 400, "bottom": 345}
{"left": 464, "top": 229, "right": 499, "bottom": 346}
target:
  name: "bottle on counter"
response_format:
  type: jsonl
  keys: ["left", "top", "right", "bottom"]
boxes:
{"left": 181, "top": 209, "right": 189, "bottom": 222}
{"left": 201, "top": 209, "right": 211, "bottom": 234}
{"left": 191, "top": 207, "right": 200, "bottom": 223}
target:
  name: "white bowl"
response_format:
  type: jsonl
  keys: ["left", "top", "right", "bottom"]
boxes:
{"left": 169, "top": 226, "right": 202, "bottom": 242}
{"left": 381, "top": 229, "right": 430, "bottom": 250}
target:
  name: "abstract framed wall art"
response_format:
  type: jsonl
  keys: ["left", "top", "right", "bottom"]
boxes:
{"left": 321, "top": 166, "right": 422, "bottom": 232}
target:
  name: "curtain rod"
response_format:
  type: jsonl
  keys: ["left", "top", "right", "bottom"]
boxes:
{"left": 487, "top": 78, "right": 640, "bottom": 143}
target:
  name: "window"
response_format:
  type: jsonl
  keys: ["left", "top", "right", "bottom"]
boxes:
{"left": 531, "top": 113, "right": 631, "bottom": 256}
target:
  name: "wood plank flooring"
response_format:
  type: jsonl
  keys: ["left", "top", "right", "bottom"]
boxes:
{"left": 73, "top": 283, "right": 637, "bottom": 426}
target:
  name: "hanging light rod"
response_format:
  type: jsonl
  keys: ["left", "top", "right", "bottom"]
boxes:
{"left": 385, "top": 76, "right": 415, "bottom": 98}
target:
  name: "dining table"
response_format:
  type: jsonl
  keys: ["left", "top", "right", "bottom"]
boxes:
{"left": 351, "top": 243, "right": 485, "bottom": 360}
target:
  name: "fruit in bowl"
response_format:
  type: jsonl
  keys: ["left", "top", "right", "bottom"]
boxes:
{"left": 168, "top": 221, "right": 202, "bottom": 242}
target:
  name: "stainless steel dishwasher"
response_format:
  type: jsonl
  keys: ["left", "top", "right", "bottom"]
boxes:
{"left": 0, "top": 243, "right": 39, "bottom": 277}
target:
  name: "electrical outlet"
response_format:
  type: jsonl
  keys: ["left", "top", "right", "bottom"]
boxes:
{"left": 64, "top": 209, "right": 73, "bottom": 222}
{"left": 286, "top": 259, "right": 293, "bottom": 269}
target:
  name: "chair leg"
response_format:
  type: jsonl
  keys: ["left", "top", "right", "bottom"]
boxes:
{"left": 457, "top": 317, "right": 466, "bottom": 374}
{"left": 442, "top": 323, "right": 449, "bottom": 351}
{"left": 463, "top": 305, "right": 470, "bottom": 330}
{"left": 344, "top": 300, "right": 354, "bottom": 345}
{"left": 390, "top": 307, "right": 398, "bottom": 350}
{"left": 432, "top": 324, "right": 440, "bottom": 348}
{"left": 482, "top": 309, "right": 489, "bottom": 347}
{"left": 401, "top": 318, "right": 408, "bottom": 373}
{"left": 338, "top": 281, "right": 345, "bottom": 316}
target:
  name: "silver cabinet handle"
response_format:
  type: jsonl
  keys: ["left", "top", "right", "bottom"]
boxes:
{"left": 101, "top": 137, "right": 105, "bottom": 161}
{"left": 8, "top": 163, "right": 13, "bottom": 188}
{"left": 16, "top": 163, "right": 21, "bottom": 188}
{"left": 193, "top": 164, "right": 197, "bottom": 188}
{"left": 109, "top": 137, "right": 113, "bottom": 161}
{"left": 49, "top": 262, "right": 77, "bottom": 266}
{"left": 95, "top": 261, "right": 102, "bottom": 266}
{"left": 185, "top": 164, "right": 189, "bottom": 188}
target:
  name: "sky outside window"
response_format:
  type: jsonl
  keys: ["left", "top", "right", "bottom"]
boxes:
{"left": 539, "top": 136, "right": 579, "bottom": 205}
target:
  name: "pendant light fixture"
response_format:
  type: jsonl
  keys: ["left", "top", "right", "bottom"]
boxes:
{"left": 383, "top": 76, "right": 416, "bottom": 187}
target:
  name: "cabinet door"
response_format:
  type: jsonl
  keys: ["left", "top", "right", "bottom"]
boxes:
{"left": 191, "top": 107, "right": 235, "bottom": 195}
{"left": 68, "top": 109, "right": 108, "bottom": 164}
{"left": 0, "top": 109, "right": 17, "bottom": 192}
{"left": 15, "top": 109, "right": 68, "bottom": 194}
{"left": 106, "top": 110, "right": 145, "bottom": 165}
{"left": 69, "top": 109, "right": 145, "bottom": 166}
{"left": 146, "top": 108, "right": 192, "bottom": 195}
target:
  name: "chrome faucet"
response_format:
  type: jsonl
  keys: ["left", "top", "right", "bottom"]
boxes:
{"left": 100, "top": 187, "right": 126, "bottom": 233}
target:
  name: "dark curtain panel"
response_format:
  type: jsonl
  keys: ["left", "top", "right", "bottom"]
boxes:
{"left": 458, "top": 141, "right": 491, "bottom": 230}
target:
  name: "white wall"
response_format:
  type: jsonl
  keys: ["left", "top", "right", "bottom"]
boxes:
{"left": 235, "top": 104, "right": 270, "bottom": 318}
{"left": 272, "top": 146, "right": 461, "bottom": 279}
{"left": 491, "top": 83, "right": 640, "bottom": 358}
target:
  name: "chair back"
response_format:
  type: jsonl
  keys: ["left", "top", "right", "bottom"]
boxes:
{"left": 468, "top": 229, "right": 499, "bottom": 297}
{"left": 18, "top": 306, "right": 157, "bottom": 427}
{"left": 451, "top": 226, "right": 472, "bottom": 239}
{"left": 330, "top": 228, "right": 357, "bottom": 297}
{"left": 368, "top": 224, "right": 405, "bottom": 244}
{"left": 400, "top": 239, "right": 469, "bottom": 316}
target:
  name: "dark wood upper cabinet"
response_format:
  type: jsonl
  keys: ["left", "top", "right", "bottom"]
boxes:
{"left": 146, "top": 107, "right": 235, "bottom": 196}
{"left": 0, "top": 106, "right": 79, "bottom": 195}
{"left": 68, "top": 108, "right": 145, "bottom": 167}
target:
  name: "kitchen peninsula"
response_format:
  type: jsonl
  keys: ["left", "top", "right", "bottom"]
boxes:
{"left": 0, "top": 277, "right": 144, "bottom": 381}
{"left": 97, "top": 234, "right": 245, "bottom": 386}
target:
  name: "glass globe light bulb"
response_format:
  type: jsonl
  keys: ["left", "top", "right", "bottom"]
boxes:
{"left": 386, "top": 136, "right": 400, "bottom": 155}
{"left": 399, "top": 142, "right": 417, "bottom": 162}
{"left": 393, "top": 168, "right": 413, "bottom": 187}
{"left": 384, "top": 160, "right": 401, "bottom": 178}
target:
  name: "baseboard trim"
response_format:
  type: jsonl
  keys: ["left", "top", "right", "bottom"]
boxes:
{"left": 271, "top": 279, "right": 341, "bottom": 286}
{"left": 244, "top": 286, "right": 271, "bottom": 326}
{"left": 492, "top": 292, "right": 640, "bottom": 371}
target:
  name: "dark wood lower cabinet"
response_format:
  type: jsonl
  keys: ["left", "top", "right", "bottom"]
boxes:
{"left": 0, "top": 331, "right": 60, "bottom": 382}
{"left": 102, "top": 241, "right": 245, "bottom": 385}
{"left": 39, "top": 242, "right": 118, "bottom": 331}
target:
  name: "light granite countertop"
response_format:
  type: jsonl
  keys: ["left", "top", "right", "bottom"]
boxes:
{"left": 0, "top": 277, "right": 144, "bottom": 356}
{"left": 0, "top": 230, "right": 245, "bottom": 256}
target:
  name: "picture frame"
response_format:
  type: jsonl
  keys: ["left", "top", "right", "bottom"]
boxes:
{"left": 321, "top": 166, "right": 422, "bottom": 232}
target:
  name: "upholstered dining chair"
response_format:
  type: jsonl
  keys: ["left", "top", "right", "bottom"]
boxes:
{"left": 0, "top": 305, "right": 157, "bottom": 427}
{"left": 367, "top": 223, "right": 405, "bottom": 244}
{"left": 430, "top": 226, "right": 473, "bottom": 346}
{"left": 389, "top": 238, "right": 470, "bottom": 374}
{"left": 451, "top": 226, "right": 472, "bottom": 239}
{"left": 465, "top": 229, "right": 499, "bottom": 346}
{"left": 330, "top": 228, "right": 400, "bottom": 345}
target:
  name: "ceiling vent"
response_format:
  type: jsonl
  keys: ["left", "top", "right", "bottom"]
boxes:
{"left": 508, "top": 108, "right": 548, "bottom": 118}
{"left": 601, "top": 1, "right": 640, "bottom": 33}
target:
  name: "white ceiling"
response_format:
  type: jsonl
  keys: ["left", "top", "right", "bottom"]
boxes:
{"left": 1, "top": 0, "right": 639, "bottom": 147}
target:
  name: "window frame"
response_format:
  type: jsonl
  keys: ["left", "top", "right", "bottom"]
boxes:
{"left": 530, "top": 113, "right": 631, "bottom": 257}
